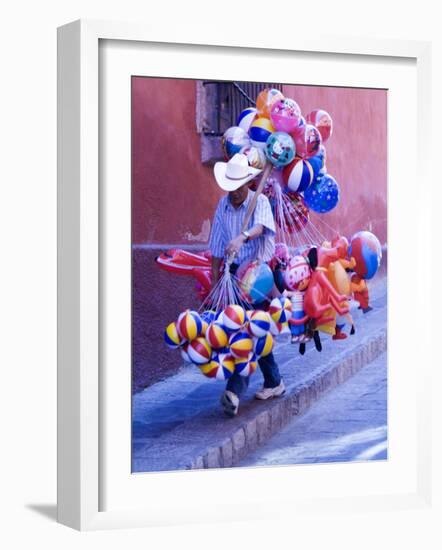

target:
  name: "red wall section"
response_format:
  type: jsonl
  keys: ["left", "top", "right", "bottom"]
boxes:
{"left": 283, "top": 84, "right": 387, "bottom": 244}
{"left": 132, "top": 77, "right": 222, "bottom": 245}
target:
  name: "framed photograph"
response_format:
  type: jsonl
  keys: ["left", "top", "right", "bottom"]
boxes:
{"left": 57, "top": 19, "right": 433, "bottom": 531}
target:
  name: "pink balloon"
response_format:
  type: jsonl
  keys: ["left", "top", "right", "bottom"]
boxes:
{"left": 270, "top": 98, "right": 302, "bottom": 133}
{"left": 292, "top": 124, "right": 322, "bottom": 159}
{"left": 306, "top": 109, "right": 333, "bottom": 142}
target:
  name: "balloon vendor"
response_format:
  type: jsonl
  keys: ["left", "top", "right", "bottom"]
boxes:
{"left": 209, "top": 153, "right": 285, "bottom": 417}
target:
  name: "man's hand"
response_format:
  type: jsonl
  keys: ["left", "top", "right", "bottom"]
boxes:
{"left": 225, "top": 234, "right": 247, "bottom": 259}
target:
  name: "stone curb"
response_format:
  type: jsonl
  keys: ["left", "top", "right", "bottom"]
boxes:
{"left": 186, "top": 328, "right": 387, "bottom": 469}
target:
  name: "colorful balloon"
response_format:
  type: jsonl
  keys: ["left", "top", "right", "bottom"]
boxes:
{"left": 253, "top": 332, "right": 274, "bottom": 357}
{"left": 283, "top": 156, "right": 314, "bottom": 192}
{"left": 164, "top": 321, "right": 184, "bottom": 349}
{"left": 284, "top": 255, "right": 311, "bottom": 291}
{"left": 237, "top": 260, "right": 274, "bottom": 304}
{"left": 200, "top": 353, "right": 235, "bottom": 380}
{"left": 349, "top": 231, "right": 382, "bottom": 280}
{"left": 240, "top": 145, "right": 267, "bottom": 170}
{"left": 229, "top": 331, "right": 254, "bottom": 359}
{"left": 265, "top": 131, "right": 296, "bottom": 167}
{"left": 269, "top": 296, "right": 292, "bottom": 323}
{"left": 180, "top": 342, "right": 192, "bottom": 363}
{"left": 248, "top": 310, "right": 271, "bottom": 338}
{"left": 269, "top": 317, "right": 282, "bottom": 336}
{"left": 256, "top": 88, "right": 284, "bottom": 118}
{"left": 237, "top": 107, "right": 257, "bottom": 132}
{"left": 304, "top": 173, "right": 340, "bottom": 213}
{"left": 249, "top": 117, "right": 275, "bottom": 150}
{"left": 223, "top": 304, "right": 246, "bottom": 331}
{"left": 176, "top": 310, "right": 203, "bottom": 341}
{"left": 234, "top": 353, "right": 258, "bottom": 377}
{"left": 187, "top": 337, "right": 212, "bottom": 365}
{"left": 292, "top": 124, "right": 322, "bottom": 158}
{"left": 306, "top": 109, "right": 333, "bottom": 142}
{"left": 291, "top": 115, "right": 306, "bottom": 137}
{"left": 206, "top": 322, "right": 229, "bottom": 349}
{"left": 306, "top": 151, "right": 325, "bottom": 180}
{"left": 221, "top": 126, "right": 250, "bottom": 159}
{"left": 270, "top": 98, "right": 302, "bottom": 133}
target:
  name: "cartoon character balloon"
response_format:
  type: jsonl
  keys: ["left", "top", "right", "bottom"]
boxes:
{"left": 270, "top": 98, "right": 302, "bottom": 133}
{"left": 292, "top": 124, "right": 322, "bottom": 159}
{"left": 256, "top": 88, "right": 284, "bottom": 118}
{"left": 265, "top": 131, "right": 295, "bottom": 167}
{"left": 306, "top": 109, "right": 333, "bottom": 142}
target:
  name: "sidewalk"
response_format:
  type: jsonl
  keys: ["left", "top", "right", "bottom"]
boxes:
{"left": 240, "top": 351, "right": 387, "bottom": 467}
{"left": 132, "top": 278, "right": 387, "bottom": 473}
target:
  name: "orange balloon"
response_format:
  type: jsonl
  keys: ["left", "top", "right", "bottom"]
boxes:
{"left": 256, "top": 88, "right": 284, "bottom": 119}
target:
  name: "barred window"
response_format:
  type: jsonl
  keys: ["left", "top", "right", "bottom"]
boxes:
{"left": 196, "top": 80, "right": 283, "bottom": 163}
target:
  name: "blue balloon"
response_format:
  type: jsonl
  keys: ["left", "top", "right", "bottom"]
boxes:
{"left": 303, "top": 173, "right": 340, "bottom": 213}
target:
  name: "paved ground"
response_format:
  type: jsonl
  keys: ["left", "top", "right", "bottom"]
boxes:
{"left": 132, "top": 277, "right": 387, "bottom": 472}
{"left": 239, "top": 351, "right": 387, "bottom": 467}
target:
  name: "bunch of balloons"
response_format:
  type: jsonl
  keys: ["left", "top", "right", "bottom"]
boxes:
{"left": 221, "top": 87, "right": 341, "bottom": 235}
{"left": 164, "top": 304, "right": 280, "bottom": 380}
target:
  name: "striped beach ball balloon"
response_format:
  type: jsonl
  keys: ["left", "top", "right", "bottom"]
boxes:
{"left": 269, "top": 297, "right": 292, "bottom": 324}
{"left": 223, "top": 304, "right": 246, "bottom": 331}
{"left": 283, "top": 156, "right": 314, "bottom": 193}
{"left": 269, "top": 317, "right": 282, "bottom": 336}
{"left": 229, "top": 331, "right": 254, "bottom": 359}
{"left": 248, "top": 310, "right": 271, "bottom": 338}
{"left": 164, "top": 321, "right": 184, "bottom": 349}
{"left": 249, "top": 117, "right": 275, "bottom": 150}
{"left": 234, "top": 353, "right": 258, "bottom": 377}
{"left": 180, "top": 343, "right": 192, "bottom": 363}
{"left": 237, "top": 107, "right": 257, "bottom": 132}
{"left": 205, "top": 322, "right": 229, "bottom": 349}
{"left": 200, "top": 353, "right": 235, "bottom": 380}
{"left": 187, "top": 337, "right": 212, "bottom": 365}
{"left": 177, "top": 310, "right": 203, "bottom": 341}
{"left": 253, "top": 332, "right": 274, "bottom": 357}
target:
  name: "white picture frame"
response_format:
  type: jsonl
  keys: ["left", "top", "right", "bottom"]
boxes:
{"left": 57, "top": 19, "right": 434, "bottom": 531}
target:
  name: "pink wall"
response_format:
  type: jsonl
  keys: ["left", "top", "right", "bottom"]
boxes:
{"left": 132, "top": 77, "right": 222, "bottom": 245}
{"left": 283, "top": 84, "right": 387, "bottom": 244}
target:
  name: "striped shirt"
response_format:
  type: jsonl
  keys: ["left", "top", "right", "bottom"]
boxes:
{"left": 209, "top": 190, "right": 276, "bottom": 263}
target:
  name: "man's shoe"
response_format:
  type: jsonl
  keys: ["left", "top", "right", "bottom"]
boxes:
{"left": 255, "top": 380, "right": 286, "bottom": 400}
{"left": 221, "top": 390, "right": 239, "bottom": 417}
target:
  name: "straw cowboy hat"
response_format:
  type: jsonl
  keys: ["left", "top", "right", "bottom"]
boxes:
{"left": 214, "top": 153, "right": 262, "bottom": 192}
